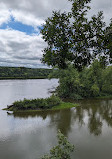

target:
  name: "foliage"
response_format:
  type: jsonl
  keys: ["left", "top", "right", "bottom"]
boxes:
{"left": 41, "top": 11, "right": 71, "bottom": 69}
{"left": 9, "top": 95, "right": 62, "bottom": 111}
{"left": 91, "top": 84, "right": 100, "bottom": 97}
{"left": 80, "top": 61, "right": 112, "bottom": 97}
{"left": 0, "top": 66, "right": 53, "bottom": 79}
{"left": 104, "top": 19, "right": 112, "bottom": 64}
{"left": 101, "top": 66, "right": 112, "bottom": 94}
{"left": 50, "top": 61, "right": 112, "bottom": 99}
{"left": 41, "top": 130, "right": 74, "bottom": 159}
{"left": 41, "top": 0, "right": 112, "bottom": 71}
{"left": 56, "top": 65, "right": 83, "bottom": 99}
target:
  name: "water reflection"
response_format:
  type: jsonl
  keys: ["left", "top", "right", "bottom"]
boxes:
{"left": 7, "top": 98, "right": 112, "bottom": 137}
{"left": 7, "top": 110, "right": 59, "bottom": 120}
{"left": 49, "top": 109, "right": 72, "bottom": 136}
{"left": 73, "top": 98, "right": 112, "bottom": 136}
{"left": 1, "top": 79, "right": 112, "bottom": 159}
{"left": 7, "top": 109, "right": 72, "bottom": 136}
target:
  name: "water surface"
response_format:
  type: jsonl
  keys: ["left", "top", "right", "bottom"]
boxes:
{"left": 0, "top": 79, "right": 112, "bottom": 159}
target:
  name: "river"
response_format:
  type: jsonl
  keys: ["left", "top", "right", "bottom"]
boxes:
{"left": 0, "top": 79, "right": 112, "bottom": 159}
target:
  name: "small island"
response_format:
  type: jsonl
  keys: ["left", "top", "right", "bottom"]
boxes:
{"left": 3, "top": 95, "right": 78, "bottom": 112}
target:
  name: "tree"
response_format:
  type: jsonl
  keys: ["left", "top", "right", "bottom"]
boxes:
{"left": 104, "top": 19, "right": 112, "bottom": 64}
{"left": 49, "top": 60, "right": 112, "bottom": 99}
{"left": 41, "top": 11, "right": 72, "bottom": 69}
{"left": 41, "top": 0, "right": 112, "bottom": 99}
{"left": 41, "top": 0, "right": 112, "bottom": 71}
{"left": 41, "top": 130, "right": 74, "bottom": 159}
{"left": 55, "top": 65, "right": 82, "bottom": 99}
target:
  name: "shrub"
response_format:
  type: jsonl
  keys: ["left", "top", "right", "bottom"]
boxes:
{"left": 46, "top": 95, "right": 61, "bottom": 108}
{"left": 54, "top": 62, "right": 112, "bottom": 99}
{"left": 91, "top": 84, "right": 100, "bottom": 97}
{"left": 12, "top": 95, "right": 62, "bottom": 110}
{"left": 41, "top": 130, "right": 74, "bottom": 159}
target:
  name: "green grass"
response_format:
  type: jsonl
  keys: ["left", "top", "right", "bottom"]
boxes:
{"left": 52, "top": 102, "right": 78, "bottom": 110}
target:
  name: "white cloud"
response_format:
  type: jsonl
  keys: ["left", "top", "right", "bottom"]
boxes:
{"left": 0, "top": 29, "right": 46, "bottom": 67}
{"left": 0, "top": 0, "right": 111, "bottom": 25}
{"left": 0, "top": 0, "right": 111, "bottom": 67}
{"left": 11, "top": 10, "right": 45, "bottom": 27}
{"left": 0, "top": 0, "right": 111, "bottom": 27}
{"left": 0, "top": 3, "right": 11, "bottom": 25}
{"left": 0, "top": 0, "right": 71, "bottom": 27}
{"left": 89, "top": 0, "right": 112, "bottom": 24}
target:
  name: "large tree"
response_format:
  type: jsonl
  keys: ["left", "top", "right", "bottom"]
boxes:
{"left": 41, "top": 0, "right": 112, "bottom": 70}
{"left": 41, "top": 11, "right": 72, "bottom": 69}
{"left": 104, "top": 19, "right": 112, "bottom": 64}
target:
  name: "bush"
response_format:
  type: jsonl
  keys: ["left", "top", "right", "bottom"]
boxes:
{"left": 46, "top": 95, "right": 61, "bottom": 108}
{"left": 91, "top": 84, "right": 100, "bottom": 97}
{"left": 12, "top": 95, "right": 62, "bottom": 110}
{"left": 56, "top": 65, "right": 82, "bottom": 99}
{"left": 53, "top": 62, "right": 112, "bottom": 99}
{"left": 41, "top": 130, "right": 74, "bottom": 159}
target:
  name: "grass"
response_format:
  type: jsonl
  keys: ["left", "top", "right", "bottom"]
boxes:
{"left": 52, "top": 102, "right": 78, "bottom": 110}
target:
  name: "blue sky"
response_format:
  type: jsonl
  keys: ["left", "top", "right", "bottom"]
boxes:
{"left": 0, "top": 16, "right": 40, "bottom": 35}
{"left": 0, "top": 0, "right": 112, "bottom": 68}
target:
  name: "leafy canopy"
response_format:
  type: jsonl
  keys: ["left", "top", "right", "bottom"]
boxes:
{"left": 49, "top": 61, "right": 112, "bottom": 99}
{"left": 41, "top": 0, "right": 112, "bottom": 70}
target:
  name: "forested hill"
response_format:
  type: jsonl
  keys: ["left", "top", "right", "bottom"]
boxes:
{"left": 0, "top": 67, "right": 52, "bottom": 79}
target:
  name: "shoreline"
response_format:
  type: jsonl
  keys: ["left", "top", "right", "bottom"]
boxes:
{"left": 0, "top": 77, "right": 49, "bottom": 80}
{"left": 95, "top": 96, "right": 112, "bottom": 99}
{"left": 3, "top": 96, "right": 112, "bottom": 113}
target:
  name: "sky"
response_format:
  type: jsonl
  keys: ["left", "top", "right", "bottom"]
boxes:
{"left": 0, "top": 0, "right": 112, "bottom": 68}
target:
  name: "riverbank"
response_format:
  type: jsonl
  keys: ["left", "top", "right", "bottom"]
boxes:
{"left": 95, "top": 95, "right": 112, "bottom": 99}
{"left": 0, "top": 77, "right": 49, "bottom": 80}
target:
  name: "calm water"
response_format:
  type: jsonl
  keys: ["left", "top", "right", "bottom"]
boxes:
{"left": 0, "top": 79, "right": 112, "bottom": 159}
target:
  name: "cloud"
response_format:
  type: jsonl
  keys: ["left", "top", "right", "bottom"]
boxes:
{"left": 0, "top": 0, "right": 71, "bottom": 17}
{"left": 11, "top": 10, "right": 45, "bottom": 27}
{"left": 0, "top": 0, "right": 111, "bottom": 25}
{"left": 0, "top": 29, "right": 46, "bottom": 67}
{"left": 0, "top": 0, "right": 111, "bottom": 68}
{"left": 89, "top": 0, "right": 112, "bottom": 24}
{"left": 0, "top": 4, "right": 11, "bottom": 25}
{"left": 0, "top": 0, "right": 71, "bottom": 27}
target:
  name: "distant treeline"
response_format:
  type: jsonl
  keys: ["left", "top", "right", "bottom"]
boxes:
{"left": 0, "top": 67, "right": 53, "bottom": 79}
